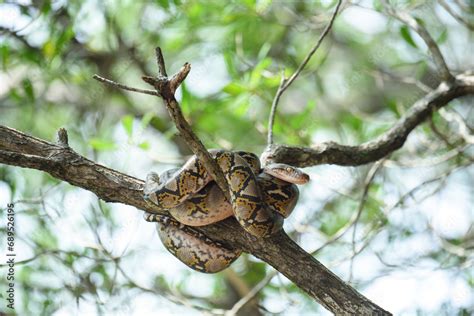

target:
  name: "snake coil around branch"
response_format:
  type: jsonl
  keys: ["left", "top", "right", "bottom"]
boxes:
{"left": 143, "top": 150, "right": 309, "bottom": 273}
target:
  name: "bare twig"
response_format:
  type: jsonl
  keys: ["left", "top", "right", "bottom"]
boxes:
{"left": 382, "top": 166, "right": 466, "bottom": 216}
{"left": 310, "top": 161, "right": 385, "bottom": 257}
{"left": 439, "top": 0, "right": 474, "bottom": 31}
{"left": 267, "top": 73, "right": 286, "bottom": 146}
{"left": 222, "top": 270, "right": 261, "bottom": 315}
{"left": 0, "top": 26, "right": 35, "bottom": 50}
{"left": 93, "top": 48, "right": 230, "bottom": 199}
{"left": 453, "top": 0, "right": 471, "bottom": 12}
{"left": 384, "top": 144, "right": 472, "bottom": 168}
{"left": 267, "top": 0, "right": 343, "bottom": 145}
{"left": 349, "top": 160, "right": 386, "bottom": 282}
{"left": 225, "top": 271, "right": 278, "bottom": 316}
{"left": 439, "top": 108, "right": 474, "bottom": 144}
{"left": 56, "top": 127, "right": 69, "bottom": 147}
{"left": 92, "top": 74, "right": 159, "bottom": 96}
{"left": 374, "top": 68, "right": 433, "bottom": 93}
{"left": 381, "top": 0, "right": 455, "bottom": 82}
{"left": 142, "top": 48, "right": 230, "bottom": 199}
{"left": 155, "top": 47, "right": 168, "bottom": 77}
{"left": 429, "top": 116, "right": 456, "bottom": 148}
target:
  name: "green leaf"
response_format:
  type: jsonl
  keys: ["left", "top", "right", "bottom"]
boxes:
{"left": 0, "top": 44, "right": 9, "bottom": 69}
{"left": 257, "top": 42, "right": 271, "bottom": 60}
{"left": 386, "top": 98, "right": 399, "bottom": 116}
{"left": 8, "top": 88, "right": 22, "bottom": 104}
{"left": 180, "top": 82, "right": 193, "bottom": 115}
{"left": 243, "top": 261, "right": 267, "bottom": 284}
{"left": 22, "top": 79, "right": 35, "bottom": 101}
{"left": 373, "top": 0, "right": 382, "bottom": 11}
{"left": 414, "top": 17, "right": 426, "bottom": 27}
{"left": 400, "top": 26, "right": 417, "bottom": 48}
{"left": 223, "top": 82, "right": 247, "bottom": 95}
{"left": 89, "top": 138, "right": 117, "bottom": 151}
{"left": 437, "top": 29, "right": 448, "bottom": 44}
{"left": 223, "top": 51, "right": 238, "bottom": 78}
{"left": 40, "top": 1, "right": 52, "bottom": 14}
{"left": 42, "top": 40, "right": 56, "bottom": 59}
{"left": 249, "top": 57, "right": 272, "bottom": 87}
{"left": 156, "top": 0, "right": 170, "bottom": 9}
{"left": 121, "top": 115, "right": 134, "bottom": 137}
{"left": 56, "top": 26, "right": 75, "bottom": 53}
{"left": 140, "top": 112, "right": 155, "bottom": 129}
{"left": 138, "top": 141, "right": 150, "bottom": 150}
{"left": 306, "top": 99, "right": 317, "bottom": 110}
{"left": 33, "top": 228, "right": 58, "bottom": 248}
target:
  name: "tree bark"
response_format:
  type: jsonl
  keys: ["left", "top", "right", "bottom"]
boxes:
{"left": 263, "top": 73, "right": 474, "bottom": 167}
{"left": 0, "top": 125, "right": 390, "bottom": 315}
{"left": 1, "top": 72, "right": 473, "bottom": 314}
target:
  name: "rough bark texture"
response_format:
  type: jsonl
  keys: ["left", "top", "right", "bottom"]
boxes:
{"left": 142, "top": 48, "right": 231, "bottom": 200}
{"left": 1, "top": 72, "right": 473, "bottom": 315}
{"left": 0, "top": 125, "right": 389, "bottom": 315}
{"left": 263, "top": 74, "right": 474, "bottom": 167}
{"left": 200, "top": 220, "right": 388, "bottom": 315}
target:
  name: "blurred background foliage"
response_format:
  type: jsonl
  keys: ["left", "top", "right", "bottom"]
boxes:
{"left": 0, "top": 0, "right": 473, "bottom": 315}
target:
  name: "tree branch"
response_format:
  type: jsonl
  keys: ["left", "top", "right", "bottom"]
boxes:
{"left": 3, "top": 73, "right": 468, "bottom": 314}
{"left": 267, "top": 0, "right": 343, "bottom": 145}
{"left": 92, "top": 74, "right": 159, "bottom": 96}
{"left": 93, "top": 47, "right": 230, "bottom": 200}
{"left": 0, "top": 125, "right": 390, "bottom": 315}
{"left": 381, "top": 0, "right": 455, "bottom": 82}
{"left": 92, "top": 47, "right": 230, "bottom": 199}
{"left": 263, "top": 73, "right": 474, "bottom": 167}
{"left": 439, "top": 0, "right": 474, "bottom": 31}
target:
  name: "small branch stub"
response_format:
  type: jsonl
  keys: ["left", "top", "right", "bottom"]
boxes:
{"left": 155, "top": 47, "right": 168, "bottom": 77}
{"left": 142, "top": 64, "right": 191, "bottom": 101}
{"left": 57, "top": 128, "right": 69, "bottom": 148}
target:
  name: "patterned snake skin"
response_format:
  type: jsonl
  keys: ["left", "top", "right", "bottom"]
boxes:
{"left": 143, "top": 150, "right": 309, "bottom": 273}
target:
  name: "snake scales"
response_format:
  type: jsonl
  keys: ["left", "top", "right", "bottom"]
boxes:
{"left": 143, "top": 150, "right": 309, "bottom": 273}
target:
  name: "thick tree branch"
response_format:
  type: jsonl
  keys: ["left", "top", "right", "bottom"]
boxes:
{"left": 1, "top": 72, "right": 470, "bottom": 316}
{"left": 263, "top": 73, "right": 474, "bottom": 167}
{"left": 94, "top": 47, "right": 231, "bottom": 200}
{"left": 89, "top": 47, "right": 390, "bottom": 313}
{"left": 0, "top": 125, "right": 389, "bottom": 315}
{"left": 0, "top": 127, "right": 151, "bottom": 212}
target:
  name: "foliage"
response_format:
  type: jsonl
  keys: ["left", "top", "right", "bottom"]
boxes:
{"left": 0, "top": 0, "right": 472, "bottom": 315}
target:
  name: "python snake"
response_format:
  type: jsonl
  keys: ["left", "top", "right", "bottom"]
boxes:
{"left": 143, "top": 150, "right": 309, "bottom": 273}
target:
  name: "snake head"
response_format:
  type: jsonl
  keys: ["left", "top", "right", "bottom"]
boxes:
{"left": 263, "top": 163, "right": 310, "bottom": 185}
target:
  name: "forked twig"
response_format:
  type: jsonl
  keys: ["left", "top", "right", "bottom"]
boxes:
{"left": 141, "top": 48, "right": 230, "bottom": 199}
{"left": 94, "top": 48, "right": 230, "bottom": 199}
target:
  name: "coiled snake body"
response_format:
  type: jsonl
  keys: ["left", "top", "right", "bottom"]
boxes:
{"left": 144, "top": 150, "right": 309, "bottom": 273}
